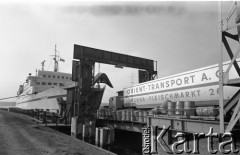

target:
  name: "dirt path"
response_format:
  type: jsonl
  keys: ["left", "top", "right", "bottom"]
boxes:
{"left": 0, "top": 110, "right": 115, "bottom": 155}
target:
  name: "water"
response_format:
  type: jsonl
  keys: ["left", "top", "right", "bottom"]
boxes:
{"left": 107, "top": 129, "right": 142, "bottom": 155}
{"left": 52, "top": 126, "right": 142, "bottom": 155}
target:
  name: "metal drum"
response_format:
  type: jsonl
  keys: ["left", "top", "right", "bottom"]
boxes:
{"left": 139, "top": 111, "right": 144, "bottom": 123}
{"left": 121, "top": 110, "right": 126, "bottom": 121}
{"left": 134, "top": 111, "right": 139, "bottom": 122}
{"left": 117, "top": 110, "right": 122, "bottom": 120}
{"left": 127, "top": 109, "right": 131, "bottom": 121}
{"left": 184, "top": 101, "right": 196, "bottom": 116}
{"left": 168, "top": 101, "right": 176, "bottom": 115}
{"left": 151, "top": 106, "right": 161, "bottom": 115}
{"left": 196, "top": 106, "right": 219, "bottom": 116}
{"left": 112, "top": 111, "right": 117, "bottom": 120}
{"left": 143, "top": 111, "right": 149, "bottom": 123}
{"left": 175, "top": 101, "right": 184, "bottom": 115}
{"left": 160, "top": 100, "right": 169, "bottom": 114}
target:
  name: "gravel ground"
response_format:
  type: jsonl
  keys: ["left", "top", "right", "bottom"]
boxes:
{"left": 0, "top": 110, "right": 115, "bottom": 155}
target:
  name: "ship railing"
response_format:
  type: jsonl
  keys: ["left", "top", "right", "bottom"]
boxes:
{"left": 0, "top": 107, "right": 10, "bottom": 111}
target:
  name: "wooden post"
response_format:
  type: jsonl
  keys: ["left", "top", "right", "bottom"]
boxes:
{"left": 82, "top": 124, "right": 88, "bottom": 141}
{"left": 77, "top": 122, "right": 83, "bottom": 139}
{"left": 95, "top": 127, "right": 100, "bottom": 146}
{"left": 71, "top": 117, "right": 77, "bottom": 138}
{"left": 89, "top": 121, "right": 96, "bottom": 143}
{"left": 99, "top": 128, "right": 108, "bottom": 148}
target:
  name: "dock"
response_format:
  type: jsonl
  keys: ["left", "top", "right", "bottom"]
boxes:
{"left": 0, "top": 109, "right": 115, "bottom": 155}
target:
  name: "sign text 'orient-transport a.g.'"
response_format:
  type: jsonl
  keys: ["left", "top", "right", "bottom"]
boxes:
{"left": 124, "top": 61, "right": 240, "bottom": 105}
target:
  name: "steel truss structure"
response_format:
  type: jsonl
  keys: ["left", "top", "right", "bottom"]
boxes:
{"left": 219, "top": 1, "right": 240, "bottom": 133}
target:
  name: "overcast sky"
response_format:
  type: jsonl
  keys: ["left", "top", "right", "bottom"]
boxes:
{"left": 0, "top": 1, "right": 237, "bottom": 103}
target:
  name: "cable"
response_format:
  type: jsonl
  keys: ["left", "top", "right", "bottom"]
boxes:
{"left": 47, "top": 56, "right": 53, "bottom": 71}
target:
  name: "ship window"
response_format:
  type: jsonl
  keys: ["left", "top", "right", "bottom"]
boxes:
{"left": 37, "top": 82, "right": 40, "bottom": 85}
{"left": 70, "top": 77, "right": 72, "bottom": 80}
{"left": 48, "top": 82, "right": 52, "bottom": 85}
{"left": 66, "top": 77, "right": 68, "bottom": 79}
{"left": 43, "top": 75, "right": 46, "bottom": 77}
{"left": 57, "top": 76, "right": 60, "bottom": 78}
{"left": 53, "top": 75, "right": 55, "bottom": 78}
{"left": 53, "top": 83, "right": 57, "bottom": 85}
{"left": 48, "top": 75, "right": 51, "bottom": 78}
{"left": 59, "top": 83, "right": 64, "bottom": 86}
{"left": 42, "top": 82, "right": 46, "bottom": 85}
{"left": 62, "top": 76, "right": 64, "bottom": 79}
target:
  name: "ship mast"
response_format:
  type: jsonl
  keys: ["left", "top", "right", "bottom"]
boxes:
{"left": 54, "top": 44, "right": 59, "bottom": 72}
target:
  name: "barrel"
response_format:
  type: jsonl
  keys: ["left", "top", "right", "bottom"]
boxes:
{"left": 184, "top": 101, "right": 196, "bottom": 116}
{"left": 122, "top": 110, "right": 126, "bottom": 121}
{"left": 134, "top": 111, "right": 139, "bottom": 122}
{"left": 151, "top": 106, "right": 161, "bottom": 115}
{"left": 160, "top": 100, "right": 169, "bottom": 113}
{"left": 139, "top": 111, "right": 144, "bottom": 123}
{"left": 175, "top": 101, "right": 184, "bottom": 115}
{"left": 168, "top": 101, "right": 176, "bottom": 115}
{"left": 117, "top": 110, "right": 122, "bottom": 120}
{"left": 196, "top": 107, "right": 219, "bottom": 116}
{"left": 127, "top": 109, "right": 131, "bottom": 121}
{"left": 143, "top": 111, "right": 149, "bottom": 123}
{"left": 112, "top": 111, "right": 117, "bottom": 120}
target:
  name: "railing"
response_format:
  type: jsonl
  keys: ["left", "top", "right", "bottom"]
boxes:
{"left": 7, "top": 107, "right": 62, "bottom": 127}
{"left": 97, "top": 107, "right": 221, "bottom": 123}
{"left": 97, "top": 109, "right": 149, "bottom": 123}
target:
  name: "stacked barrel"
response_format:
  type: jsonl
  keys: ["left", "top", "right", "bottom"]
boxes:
{"left": 163, "top": 100, "right": 219, "bottom": 117}
{"left": 166, "top": 100, "right": 196, "bottom": 116}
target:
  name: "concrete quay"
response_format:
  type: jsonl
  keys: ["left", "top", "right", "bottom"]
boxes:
{"left": 0, "top": 109, "right": 115, "bottom": 155}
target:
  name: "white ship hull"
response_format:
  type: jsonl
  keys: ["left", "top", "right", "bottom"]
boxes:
{"left": 16, "top": 86, "right": 66, "bottom": 111}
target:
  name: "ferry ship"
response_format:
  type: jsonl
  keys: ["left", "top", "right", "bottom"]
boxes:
{"left": 16, "top": 45, "right": 74, "bottom": 111}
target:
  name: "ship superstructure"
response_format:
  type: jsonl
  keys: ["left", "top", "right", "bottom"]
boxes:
{"left": 16, "top": 45, "right": 74, "bottom": 111}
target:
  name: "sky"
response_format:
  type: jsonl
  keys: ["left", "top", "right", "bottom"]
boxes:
{"left": 0, "top": 1, "right": 237, "bottom": 104}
